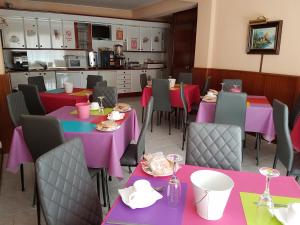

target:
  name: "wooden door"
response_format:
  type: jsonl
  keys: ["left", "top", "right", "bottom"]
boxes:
{"left": 171, "top": 8, "right": 197, "bottom": 78}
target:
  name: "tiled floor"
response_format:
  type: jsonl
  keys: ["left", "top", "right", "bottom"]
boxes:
{"left": 0, "top": 97, "right": 296, "bottom": 225}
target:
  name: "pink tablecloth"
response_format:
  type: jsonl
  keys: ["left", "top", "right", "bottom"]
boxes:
{"left": 6, "top": 106, "right": 139, "bottom": 178}
{"left": 196, "top": 96, "right": 275, "bottom": 142}
{"left": 291, "top": 116, "right": 300, "bottom": 152}
{"left": 103, "top": 164, "right": 300, "bottom": 225}
{"left": 141, "top": 85, "right": 200, "bottom": 112}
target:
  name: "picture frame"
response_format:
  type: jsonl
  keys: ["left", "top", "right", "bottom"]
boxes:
{"left": 247, "top": 20, "right": 283, "bottom": 54}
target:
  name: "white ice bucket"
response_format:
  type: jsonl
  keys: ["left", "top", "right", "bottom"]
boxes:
{"left": 190, "top": 170, "right": 234, "bottom": 220}
{"left": 168, "top": 78, "right": 176, "bottom": 88}
{"left": 64, "top": 82, "right": 73, "bottom": 93}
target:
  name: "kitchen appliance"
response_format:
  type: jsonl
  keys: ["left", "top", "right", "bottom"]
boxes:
{"left": 114, "top": 44, "right": 125, "bottom": 68}
{"left": 12, "top": 52, "right": 28, "bottom": 71}
{"left": 88, "top": 51, "right": 98, "bottom": 68}
{"left": 98, "top": 50, "right": 115, "bottom": 68}
{"left": 64, "top": 55, "right": 87, "bottom": 69}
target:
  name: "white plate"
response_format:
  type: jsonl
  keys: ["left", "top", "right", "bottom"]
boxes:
{"left": 141, "top": 161, "right": 179, "bottom": 177}
{"left": 272, "top": 206, "right": 300, "bottom": 225}
{"left": 107, "top": 113, "right": 125, "bottom": 121}
{"left": 95, "top": 125, "right": 120, "bottom": 132}
{"left": 114, "top": 107, "right": 132, "bottom": 113}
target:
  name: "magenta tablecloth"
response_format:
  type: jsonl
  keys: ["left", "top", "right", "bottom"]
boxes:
{"left": 102, "top": 164, "right": 300, "bottom": 225}
{"left": 196, "top": 96, "right": 275, "bottom": 141}
{"left": 7, "top": 106, "right": 140, "bottom": 178}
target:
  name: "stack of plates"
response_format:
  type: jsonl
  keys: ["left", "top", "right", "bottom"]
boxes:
{"left": 114, "top": 103, "right": 132, "bottom": 112}
{"left": 96, "top": 120, "right": 120, "bottom": 132}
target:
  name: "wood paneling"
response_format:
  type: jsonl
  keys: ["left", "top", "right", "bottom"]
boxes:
{"left": 193, "top": 68, "right": 300, "bottom": 108}
{"left": 0, "top": 74, "right": 13, "bottom": 153}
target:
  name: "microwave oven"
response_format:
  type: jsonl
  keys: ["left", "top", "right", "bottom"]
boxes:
{"left": 64, "top": 55, "right": 87, "bottom": 69}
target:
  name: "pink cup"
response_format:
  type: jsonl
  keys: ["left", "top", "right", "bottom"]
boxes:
{"left": 75, "top": 102, "right": 90, "bottom": 119}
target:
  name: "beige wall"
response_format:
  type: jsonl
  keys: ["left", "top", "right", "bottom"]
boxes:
{"left": 195, "top": 0, "right": 300, "bottom": 76}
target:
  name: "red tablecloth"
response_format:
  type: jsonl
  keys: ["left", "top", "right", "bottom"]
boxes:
{"left": 291, "top": 116, "right": 300, "bottom": 152}
{"left": 141, "top": 84, "right": 200, "bottom": 112}
{"left": 40, "top": 88, "right": 90, "bottom": 113}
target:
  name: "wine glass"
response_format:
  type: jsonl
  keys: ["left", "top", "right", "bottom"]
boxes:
{"left": 257, "top": 167, "right": 280, "bottom": 211}
{"left": 220, "top": 82, "right": 224, "bottom": 91}
{"left": 98, "top": 96, "right": 105, "bottom": 115}
{"left": 166, "top": 154, "right": 183, "bottom": 207}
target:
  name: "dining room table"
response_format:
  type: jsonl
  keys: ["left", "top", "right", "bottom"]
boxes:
{"left": 141, "top": 84, "right": 201, "bottom": 112}
{"left": 40, "top": 88, "right": 92, "bottom": 113}
{"left": 196, "top": 95, "right": 275, "bottom": 142}
{"left": 102, "top": 163, "right": 300, "bottom": 225}
{"left": 6, "top": 105, "right": 139, "bottom": 178}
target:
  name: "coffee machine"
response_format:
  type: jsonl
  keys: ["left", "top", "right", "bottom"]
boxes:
{"left": 98, "top": 50, "right": 115, "bottom": 68}
{"left": 114, "top": 44, "right": 125, "bottom": 68}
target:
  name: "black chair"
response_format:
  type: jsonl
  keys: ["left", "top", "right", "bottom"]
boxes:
{"left": 201, "top": 76, "right": 211, "bottom": 96}
{"left": 36, "top": 138, "right": 103, "bottom": 225}
{"left": 180, "top": 82, "right": 188, "bottom": 150}
{"left": 120, "top": 97, "right": 153, "bottom": 173}
{"left": 93, "top": 86, "right": 118, "bottom": 108}
{"left": 28, "top": 76, "right": 46, "bottom": 92}
{"left": 18, "top": 84, "right": 46, "bottom": 115}
{"left": 95, "top": 80, "right": 108, "bottom": 87}
{"left": 140, "top": 73, "right": 148, "bottom": 123}
{"left": 272, "top": 100, "right": 300, "bottom": 181}
{"left": 289, "top": 95, "right": 300, "bottom": 130}
{"left": 186, "top": 122, "right": 242, "bottom": 171}
{"left": 177, "top": 72, "right": 192, "bottom": 84}
{"left": 151, "top": 79, "right": 173, "bottom": 135}
{"left": 87, "top": 75, "right": 103, "bottom": 89}
{"left": 222, "top": 79, "right": 243, "bottom": 92}
{"left": 7, "top": 91, "right": 29, "bottom": 192}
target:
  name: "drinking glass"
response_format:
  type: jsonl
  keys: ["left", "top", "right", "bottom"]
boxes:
{"left": 98, "top": 96, "right": 105, "bottom": 115}
{"left": 220, "top": 82, "right": 224, "bottom": 91}
{"left": 166, "top": 154, "right": 183, "bottom": 207}
{"left": 86, "top": 93, "right": 91, "bottom": 103}
{"left": 257, "top": 167, "right": 280, "bottom": 210}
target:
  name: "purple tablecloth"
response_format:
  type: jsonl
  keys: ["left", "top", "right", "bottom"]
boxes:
{"left": 6, "top": 106, "right": 140, "bottom": 178}
{"left": 196, "top": 96, "right": 275, "bottom": 142}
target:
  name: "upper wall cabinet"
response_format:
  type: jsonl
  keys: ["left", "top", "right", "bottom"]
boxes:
{"left": 37, "top": 19, "right": 51, "bottom": 48}
{"left": 127, "top": 26, "right": 140, "bottom": 51}
{"left": 151, "top": 28, "right": 163, "bottom": 51}
{"left": 140, "top": 27, "right": 151, "bottom": 51}
{"left": 24, "top": 18, "right": 38, "bottom": 48}
{"left": 111, "top": 25, "right": 127, "bottom": 42}
{"left": 2, "top": 17, "right": 25, "bottom": 48}
{"left": 62, "top": 21, "right": 76, "bottom": 49}
{"left": 50, "top": 20, "right": 64, "bottom": 49}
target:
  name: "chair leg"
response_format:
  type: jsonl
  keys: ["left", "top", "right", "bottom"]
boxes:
{"left": 34, "top": 177, "right": 41, "bottom": 225}
{"left": 20, "top": 164, "right": 25, "bottom": 191}
{"left": 128, "top": 166, "right": 132, "bottom": 173}
{"left": 151, "top": 111, "right": 153, "bottom": 132}
{"left": 108, "top": 176, "right": 112, "bottom": 181}
{"left": 142, "top": 107, "right": 144, "bottom": 123}
{"left": 100, "top": 169, "right": 107, "bottom": 207}
{"left": 168, "top": 112, "right": 171, "bottom": 135}
{"left": 296, "top": 176, "right": 299, "bottom": 182}
{"left": 96, "top": 172, "right": 100, "bottom": 199}
{"left": 104, "top": 170, "right": 111, "bottom": 209}
{"left": 157, "top": 111, "right": 160, "bottom": 126}
{"left": 256, "top": 134, "right": 261, "bottom": 166}
{"left": 160, "top": 111, "right": 163, "bottom": 125}
{"left": 182, "top": 123, "right": 186, "bottom": 150}
{"left": 273, "top": 154, "right": 278, "bottom": 169}
{"left": 286, "top": 171, "right": 291, "bottom": 176}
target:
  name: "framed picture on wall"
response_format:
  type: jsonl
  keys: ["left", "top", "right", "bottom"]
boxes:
{"left": 247, "top": 20, "right": 283, "bottom": 54}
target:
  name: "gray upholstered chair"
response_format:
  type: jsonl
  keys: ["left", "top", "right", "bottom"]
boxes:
{"left": 140, "top": 73, "right": 148, "bottom": 123}
{"left": 289, "top": 95, "right": 300, "bottom": 130}
{"left": 92, "top": 86, "right": 118, "bottom": 108}
{"left": 180, "top": 83, "right": 189, "bottom": 150}
{"left": 120, "top": 97, "right": 153, "bottom": 173}
{"left": 18, "top": 84, "right": 46, "bottom": 115}
{"left": 222, "top": 79, "right": 243, "bottom": 92}
{"left": 7, "top": 91, "right": 29, "bottom": 192}
{"left": 201, "top": 76, "right": 211, "bottom": 96}
{"left": 95, "top": 80, "right": 108, "bottom": 87}
{"left": 186, "top": 122, "right": 242, "bottom": 171}
{"left": 272, "top": 100, "right": 300, "bottom": 181}
{"left": 178, "top": 72, "right": 192, "bottom": 84}
{"left": 215, "top": 91, "right": 247, "bottom": 141}
{"left": 28, "top": 76, "right": 46, "bottom": 92}
{"left": 151, "top": 79, "right": 172, "bottom": 135}
{"left": 36, "top": 138, "right": 103, "bottom": 225}
{"left": 87, "top": 75, "right": 103, "bottom": 89}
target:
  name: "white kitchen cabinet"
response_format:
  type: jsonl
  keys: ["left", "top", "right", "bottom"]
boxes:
{"left": 63, "top": 21, "right": 76, "bottom": 49}
{"left": 99, "top": 71, "right": 117, "bottom": 87}
{"left": 50, "top": 20, "right": 64, "bottom": 49}
{"left": 131, "top": 70, "right": 142, "bottom": 92}
{"left": 9, "top": 72, "right": 29, "bottom": 90}
{"left": 116, "top": 70, "right": 131, "bottom": 93}
{"left": 24, "top": 18, "right": 39, "bottom": 48}
{"left": 151, "top": 28, "right": 163, "bottom": 51}
{"left": 29, "top": 71, "right": 56, "bottom": 90}
{"left": 2, "top": 17, "right": 25, "bottom": 48}
{"left": 37, "top": 19, "right": 51, "bottom": 48}
{"left": 126, "top": 26, "right": 140, "bottom": 51}
{"left": 111, "top": 25, "right": 127, "bottom": 42}
{"left": 80, "top": 71, "right": 99, "bottom": 88}
{"left": 140, "top": 27, "right": 151, "bottom": 51}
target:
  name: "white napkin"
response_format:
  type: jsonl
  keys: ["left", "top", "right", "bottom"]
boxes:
{"left": 273, "top": 203, "right": 300, "bottom": 225}
{"left": 118, "top": 186, "right": 163, "bottom": 209}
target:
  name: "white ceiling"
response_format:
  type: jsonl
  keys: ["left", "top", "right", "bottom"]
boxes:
{"left": 31, "top": 0, "right": 161, "bottom": 10}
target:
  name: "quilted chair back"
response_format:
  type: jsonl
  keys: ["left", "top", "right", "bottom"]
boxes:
{"left": 95, "top": 80, "right": 108, "bottom": 88}
{"left": 18, "top": 84, "right": 46, "bottom": 115}
{"left": 222, "top": 79, "right": 243, "bottom": 92}
{"left": 36, "top": 138, "right": 103, "bottom": 225}
{"left": 93, "top": 86, "right": 118, "bottom": 108}
{"left": 7, "top": 91, "right": 29, "bottom": 127}
{"left": 186, "top": 122, "right": 242, "bottom": 171}
{"left": 28, "top": 76, "right": 47, "bottom": 92}
{"left": 152, "top": 79, "right": 171, "bottom": 112}
{"left": 21, "top": 115, "right": 64, "bottom": 162}
{"left": 215, "top": 91, "right": 247, "bottom": 140}
{"left": 273, "top": 99, "right": 294, "bottom": 171}
{"left": 177, "top": 72, "right": 192, "bottom": 84}
{"left": 87, "top": 75, "right": 103, "bottom": 89}
{"left": 140, "top": 73, "right": 147, "bottom": 91}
